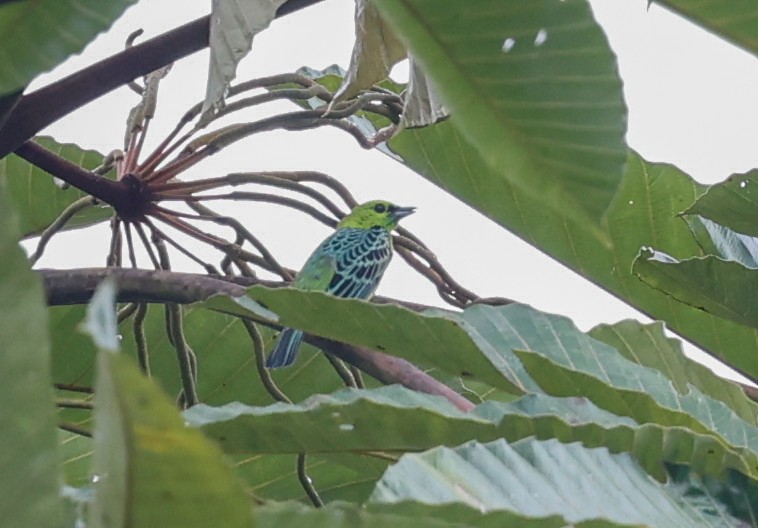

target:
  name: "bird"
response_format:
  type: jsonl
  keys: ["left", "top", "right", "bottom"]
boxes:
{"left": 265, "top": 200, "right": 416, "bottom": 368}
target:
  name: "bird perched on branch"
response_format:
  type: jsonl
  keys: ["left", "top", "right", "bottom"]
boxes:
{"left": 265, "top": 200, "right": 416, "bottom": 368}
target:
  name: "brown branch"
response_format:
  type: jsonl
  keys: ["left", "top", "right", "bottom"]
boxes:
{"left": 40, "top": 267, "right": 262, "bottom": 305}
{"left": 738, "top": 381, "right": 758, "bottom": 405}
{"left": 39, "top": 267, "right": 475, "bottom": 412}
{"left": 0, "top": 0, "right": 326, "bottom": 157}
{"left": 15, "top": 141, "right": 127, "bottom": 206}
{"left": 306, "top": 338, "right": 475, "bottom": 412}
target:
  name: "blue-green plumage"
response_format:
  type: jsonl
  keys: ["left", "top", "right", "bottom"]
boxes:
{"left": 266, "top": 201, "right": 414, "bottom": 368}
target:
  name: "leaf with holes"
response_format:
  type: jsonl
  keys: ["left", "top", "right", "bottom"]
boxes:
{"left": 374, "top": 0, "right": 627, "bottom": 229}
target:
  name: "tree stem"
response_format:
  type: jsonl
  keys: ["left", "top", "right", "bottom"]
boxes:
{"left": 0, "top": 0, "right": 326, "bottom": 157}
{"left": 39, "top": 267, "right": 475, "bottom": 412}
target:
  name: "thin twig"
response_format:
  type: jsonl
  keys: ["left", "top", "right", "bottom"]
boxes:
{"left": 55, "top": 383, "right": 93, "bottom": 394}
{"left": 166, "top": 303, "right": 199, "bottom": 408}
{"left": 297, "top": 454, "right": 323, "bottom": 508}
{"left": 29, "top": 196, "right": 98, "bottom": 264}
{"left": 158, "top": 192, "right": 338, "bottom": 228}
{"left": 231, "top": 72, "right": 322, "bottom": 96}
{"left": 212, "top": 85, "right": 329, "bottom": 121}
{"left": 155, "top": 236, "right": 199, "bottom": 407}
{"left": 133, "top": 303, "right": 151, "bottom": 375}
{"left": 0, "top": 1, "right": 328, "bottom": 156}
{"left": 395, "top": 238, "right": 479, "bottom": 304}
{"left": 324, "top": 353, "right": 357, "bottom": 388}
{"left": 55, "top": 399, "right": 93, "bottom": 410}
{"left": 184, "top": 202, "right": 292, "bottom": 281}
{"left": 242, "top": 319, "right": 291, "bottom": 403}
{"left": 107, "top": 217, "right": 122, "bottom": 267}
{"left": 394, "top": 247, "right": 465, "bottom": 308}
{"left": 124, "top": 222, "right": 138, "bottom": 268}
{"left": 155, "top": 172, "right": 350, "bottom": 220}
{"left": 125, "top": 29, "right": 146, "bottom": 95}
{"left": 59, "top": 423, "right": 92, "bottom": 438}
{"left": 144, "top": 216, "right": 220, "bottom": 274}
{"left": 146, "top": 145, "right": 212, "bottom": 184}
{"left": 133, "top": 221, "right": 162, "bottom": 269}
{"left": 117, "top": 302, "right": 139, "bottom": 323}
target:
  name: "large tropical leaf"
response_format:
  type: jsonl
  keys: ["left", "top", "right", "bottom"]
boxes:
{"left": 633, "top": 249, "right": 758, "bottom": 330}
{"left": 651, "top": 1, "right": 758, "bottom": 58}
{"left": 0, "top": 154, "right": 62, "bottom": 527}
{"left": 333, "top": 0, "right": 406, "bottom": 102}
{"left": 202, "top": 0, "right": 287, "bottom": 122}
{"left": 83, "top": 282, "right": 255, "bottom": 528}
{"left": 374, "top": 0, "right": 627, "bottom": 229}
{"left": 682, "top": 169, "right": 758, "bottom": 237}
{"left": 390, "top": 119, "right": 758, "bottom": 381}
{"left": 589, "top": 320, "right": 758, "bottom": 424}
{"left": 206, "top": 288, "right": 520, "bottom": 393}
{"left": 219, "top": 287, "right": 758, "bottom": 461}
{"left": 513, "top": 347, "right": 758, "bottom": 473}
{"left": 686, "top": 215, "right": 758, "bottom": 269}
{"left": 49, "top": 301, "right": 358, "bottom": 488}
{"left": 257, "top": 501, "right": 623, "bottom": 528}
{"left": 0, "top": 136, "right": 113, "bottom": 239}
{"left": 187, "top": 385, "right": 758, "bottom": 482}
{"left": 0, "top": 0, "right": 138, "bottom": 94}
{"left": 369, "top": 438, "right": 757, "bottom": 527}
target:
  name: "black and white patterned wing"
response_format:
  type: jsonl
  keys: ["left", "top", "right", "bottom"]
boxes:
{"left": 321, "top": 227, "right": 393, "bottom": 300}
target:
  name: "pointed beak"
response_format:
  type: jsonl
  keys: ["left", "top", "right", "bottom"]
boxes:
{"left": 390, "top": 206, "right": 416, "bottom": 221}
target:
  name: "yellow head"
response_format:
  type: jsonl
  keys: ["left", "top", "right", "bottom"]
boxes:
{"left": 337, "top": 200, "right": 415, "bottom": 230}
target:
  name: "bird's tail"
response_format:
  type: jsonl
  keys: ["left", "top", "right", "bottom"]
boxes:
{"left": 266, "top": 328, "right": 304, "bottom": 368}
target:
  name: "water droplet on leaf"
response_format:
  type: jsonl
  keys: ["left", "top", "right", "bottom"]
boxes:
{"left": 534, "top": 29, "right": 548, "bottom": 47}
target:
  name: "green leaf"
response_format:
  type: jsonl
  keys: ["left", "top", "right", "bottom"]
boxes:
{"left": 0, "top": 136, "right": 113, "bottom": 238}
{"left": 258, "top": 500, "right": 613, "bottom": 528}
{"left": 272, "top": 65, "right": 399, "bottom": 136}
{"left": 454, "top": 304, "right": 758, "bottom": 456}
{"left": 374, "top": 0, "right": 627, "bottom": 228}
{"left": 212, "top": 286, "right": 523, "bottom": 394}
{"left": 685, "top": 215, "right": 758, "bottom": 268}
{"left": 513, "top": 347, "right": 758, "bottom": 474}
{"left": 333, "top": 0, "right": 407, "bottom": 102}
{"left": 261, "top": 500, "right": 634, "bottom": 528}
{"left": 83, "top": 285, "right": 255, "bottom": 528}
{"left": 49, "top": 302, "right": 359, "bottom": 489}
{"left": 257, "top": 501, "right": 456, "bottom": 528}
{"left": 369, "top": 438, "right": 755, "bottom": 527}
{"left": 682, "top": 169, "right": 758, "bottom": 237}
{"left": 203, "top": 0, "right": 287, "bottom": 122}
{"left": 0, "top": 151, "right": 62, "bottom": 527}
{"left": 187, "top": 385, "right": 758, "bottom": 482}
{"left": 208, "top": 288, "right": 758, "bottom": 464}
{"left": 589, "top": 320, "right": 758, "bottom": 425}
{"left": 0, "top": 0, "right": 138, "bottom": 94}
{"left": 633, "top": 249, "right": 758, "bottom": 329}
{"left": 651, "top": 1, "right": 758, "bottom": 58}
{"left": 391, "top": 120, "right": 758, "bottom": 381}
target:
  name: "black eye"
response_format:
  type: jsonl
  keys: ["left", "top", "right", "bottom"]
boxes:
{"left": 373, "top": 203, "right": 387, "bottom": 213}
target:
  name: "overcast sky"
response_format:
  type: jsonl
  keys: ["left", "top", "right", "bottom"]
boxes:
{"left": 26, "top": 0, "right": 758, "bottom": 383}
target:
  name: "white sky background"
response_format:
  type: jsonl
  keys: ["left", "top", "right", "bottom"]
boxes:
{"left": 26, "top": 0, "right": 758, "bottom": 383}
